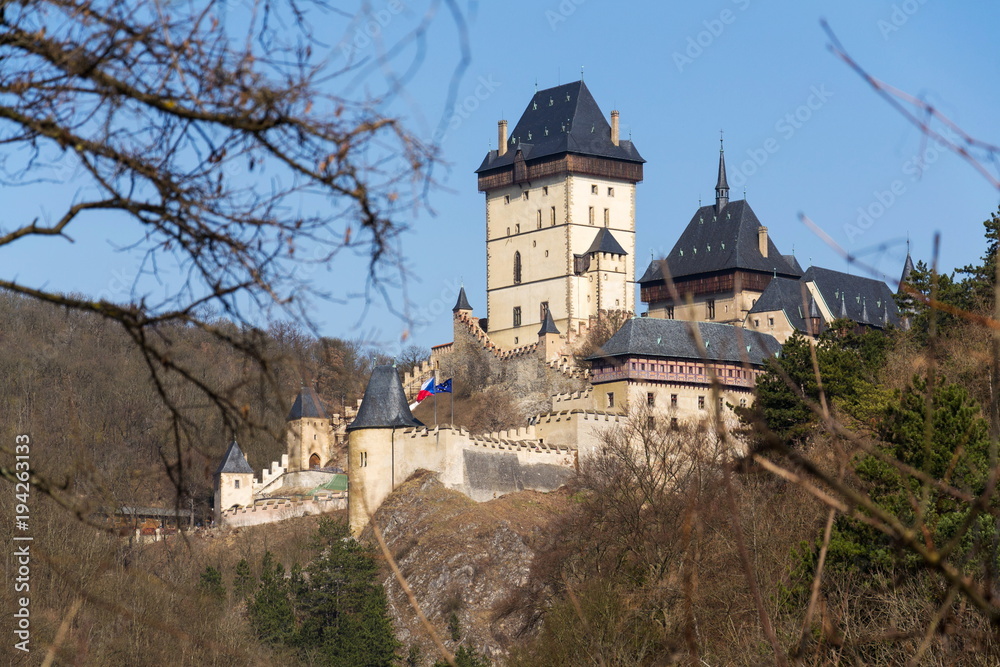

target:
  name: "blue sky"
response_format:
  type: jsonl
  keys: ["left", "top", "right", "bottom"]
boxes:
{"left": 5, "top": 1, "right": 999, "bottom": 356}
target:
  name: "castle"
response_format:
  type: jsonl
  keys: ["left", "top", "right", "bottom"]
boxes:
{"left": 213, "top": 80, "right": 910, "bottom": 535}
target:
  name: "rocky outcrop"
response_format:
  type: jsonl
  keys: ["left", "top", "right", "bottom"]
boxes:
{"left": 361, "top": 470, "right": 568, "bottom": 664}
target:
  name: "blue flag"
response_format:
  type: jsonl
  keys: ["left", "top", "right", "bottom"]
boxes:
{"left": 434, "top": 378, "right": 453, "bottom": 394}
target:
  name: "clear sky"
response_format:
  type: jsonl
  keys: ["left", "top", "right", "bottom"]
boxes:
{"left": 5, "top": 1, "right": 999, "bottom": 356}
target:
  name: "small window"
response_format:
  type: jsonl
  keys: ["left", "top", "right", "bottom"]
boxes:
{"left": 550, "top": 206, "right": 556, "bottom": 226}
{"left": 670, "top": 417, "right": 679, "bottom": 430}
{"left": 670, "top": 394, "right": 678, "bottom": 407}
{"left": 753, "top": 318, "right": 760, "bottom": 327}
{"left": 719, "top": 397, "right": 724, "bottom": 410}
{"left": 740, "top": 398, "right": 747, "bottom": 407}
{"left": 666, "top": 306, "right": 674, "bottom": 319}
{"left": 504, "top": 195, "right": 510, "bottom": 204}
{"left": 234, "top": 479, "right": 240, "bottom": 489}
{"left": 513, "top": 306, "right": 522, "bottom": 327}
{"left": 522, "top": 190, "right": 529, "bottom": 200}
{"left": 537, "top": 210, "right": 542, "bottom": 228}
{"left": 608, "top": 187, "right": 615, "bottom": 197}
{"left": 646, "top": 392, "right": 655, "bottom": 407}
{"left": 514, "top": 336, "right": 519, "bottom": 344}
{"left": 607, "top": 392, "right": 615, "bottom": 409}
{"left": 588, "top": 207, "right": 595, "bottom": 225}
{"left": 640, "top": 363, "right": 646, "bottom": 371}
{"left": 706, "top": 299, "right": 716, "bottom": 320}
{"left": 604, "top": 208, "right": 610, "bottom": 227}
{"left": 514, "top": 251, "right": 522, "bottom": 284}
{"left": 543, "top": 186, "right": 549, "bottom": 195}
{"left": 515, "top": 224, "right": 520, "bottom": 234}
{"left": 647, "top": 416, "right": 656, "bottom": 429}
{"left": 506, "top": 226, "right": 510, "bottom": 236}
{"left": 360, "top": 451, "right": 368, "bottom": 467}
{"left": 591, "top": 184, "right": 598, "bottom": 194}
{"left": 698, "top": 396, "right": 705, "bottom": 410}
{"left": 545, "top": 250, "right": 549, "bottom": 257}
{"left": 768, "top": 317, "right": 775, "bottom": 326}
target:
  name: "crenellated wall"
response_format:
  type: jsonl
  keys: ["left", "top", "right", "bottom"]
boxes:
{"left": 220, "top": 494, "right": 347, "bottom": 528}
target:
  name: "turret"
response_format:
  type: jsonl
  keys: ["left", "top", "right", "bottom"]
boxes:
{"left": 285, "top": 385, "right": 333, "bottom": 471}
{"left": 213, "top": 441, "right": 254, "bottom": 525}
{"left": 715, "top": 137, "right": 729, "bottom": 211}
{"left": 537, "top": 308, "right": 562, "bottom": 362}
{"left": 347, "top": 366, "right": 424, "bottom": 535}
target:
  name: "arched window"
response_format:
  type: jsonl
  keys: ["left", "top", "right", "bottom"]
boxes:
{"left": 309, "top": 453, "right": 321, "bottom": 469}
{"left": 514, "top": 251, "right": 522, "bottom": 284}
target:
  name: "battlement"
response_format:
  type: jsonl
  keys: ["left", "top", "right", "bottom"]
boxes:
{"left": 253, "top": 453, "right": 289, "bottom": 491}
{"left": 219, "top": 493, "right": 347, "bottom": 528}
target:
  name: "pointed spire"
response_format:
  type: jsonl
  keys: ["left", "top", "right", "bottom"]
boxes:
{"left": 538, "top": 308, "right": 560, "bottom": 336}
{"left": 216, "top": 441, "right": 253, "bottom": 475}
{"left": 348, "top": 366, "right": 424, "bottom": 431}
{"left": 898, "top": 251, "right": 915, "bottom": 294}
{"left": 715, "top": 132, "right": 729, "bottom": 211}
{"left": 839, "top": 293, "right": 848, "bottom": 319}
{"left": 452, "top": 286, "right": 473, "bottom": 313}
{"left": 287, "top": 385, "right": 327, "bottom": 421}
{"left": 861, "top": 297, "right": 869, "bottom": 323}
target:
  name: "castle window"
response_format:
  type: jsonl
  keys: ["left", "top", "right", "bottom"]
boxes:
{"left": 360, "top": 451, "right": 368, "bottom": 467}
{"left": 670, "top": 394, "right": 678, "bottom": 407}
{"left": 706, "top": 299, "right": 716, "bottom": 319}
{"left": 504, "top": 195, "right": 510, "bottom": 204}
{"left": 522, "top": 190, "right": 529, "bottom": 200}
{"left": 608, "top": 187, "right": 615, "bottom": 197}
{"left": 646, "top": 392, "right": 655, "bottom": 407}
{"left": 604, "top": 208, "right": 610, "bottom": 226}
{"left": 591, "top": 184, "right": 598, "bottom": 194}
{"left": 537, "top": 210, "right": 542, "bottom": 228}
{"left": 234, "top": 479, "right": 240, "bottom": 489}
{"left": 589, "top": 207, "right": 595, "bottom": 225}
{"left": 513, "top": 306, "right": 521, "bottom": 327}
{"left": 543, "top": 186, "right": 549, "bottom": 195}
{"left": 506, "top": 227, "right": 510, "bottom": 236}
{"left": 698, "top": 396, "right": 705, "bottom": 410}
{"left": 606, "top": 392, "right": 615, "bottom": 409}
{"left": 666, "top": 306, "right": 674, "bottom": 319}
{"left": 515, "top": 224, "right": 520, "bottom": 234}
{"left": 540, "top": 301, "right": 549, "bottom": 320}
{"left": 647, "top": 416, "right": 656, "bottom": 429}
{"left": 550, "top": 206, "right": 556, "bottom": 225}
{"left": 740, "top": 398, "right": 747, "bottom": 407}
{"left": 768, "top": 317, "right": 775, "bottom": 327}
{"left": 545, "top": 250, "right": 549, "bottom": 257}
{"left": 513, "top": 252, "right": 522, "bottom": 284}
{"left": 670, "top": 417, "right": 678, "bottom": 430}
{"left": 753, "top": 318, "right": 760, "bottom": 328}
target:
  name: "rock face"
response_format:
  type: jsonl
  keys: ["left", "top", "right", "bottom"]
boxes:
{"left": 362, "top": 469, "right": 568, "bottom": 663}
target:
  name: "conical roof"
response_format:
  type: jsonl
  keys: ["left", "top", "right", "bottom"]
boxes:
{"left": 286, "top": 385, "right": 327, "bottom": 421}
{"left": 898, "top": 252, "right": 915, "bottom": 293}
{"left": 347, "top": 366, "right": 424, "bottom": 431}
{"left": 585, "top": 227, "right": 628, "bottom": 256}
{"left": 716, "top": 145, "right": 729, "bottom": 192}
{"left": 538, "top": 308, "right": 560, "bottom": 335}
{"left": 216, "top": 441, "right": 253, "bottom": 475}
{"left": 453, "top": 286, "right": 473, "bottom": 312}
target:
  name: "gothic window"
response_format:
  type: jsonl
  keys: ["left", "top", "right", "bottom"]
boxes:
{"left": 706, "top": 299, "right": 716, "bottom": 319}
{"left": 589, "top": 207, "right": 595, "bottom": 225}
{"left": 550, "top": 206, "right": 556, "bottom": 225}
{"left": 540, "top": 301, "right": 549, "bottom": 320}
{"left": 666, "top": 306, "right": 674, "bottom": 319}
{"left": 698, "top": 396, "right": 706, "bottom": 410}
{"left": 604, "top": 208, "right": 610, "bottom": 226}
{"left": 513, "top": 306, "right": 521, "bottom": 327}
{"left": 309, "top": 453, "right": 320, "bottom": 469}
{"left": 513, "top": 251, "right": 522, "bottom": 284}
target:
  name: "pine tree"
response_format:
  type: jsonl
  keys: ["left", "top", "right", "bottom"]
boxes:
{"left": 233, "top": 558, "right": 254, "bottom": 600}
{"left": 198, "top": 565, "right": 226, "bottom": 602}
{"left": 247, "top": 551, "right": 297, "bottom": 645}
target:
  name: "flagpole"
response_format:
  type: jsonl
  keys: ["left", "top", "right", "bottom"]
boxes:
{"left": 451, "top": 383, "right": 455, "bottom": 426}
{"left": 433, "top": 371, "right": 438, "bottom": 427}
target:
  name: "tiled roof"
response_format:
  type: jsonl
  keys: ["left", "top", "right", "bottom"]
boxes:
{"left": 586, "top": 228, "right": 628, "bottom": 256}
{"left": 588, "top": 318, "right": 781, "bottom": 366}
{"left": 475, "top": 81, "right": 644, "bottom": 174}
{"left": 347, "top": 366, "right": 424, "bottom": 431}
{"left": 216, "top": 441, "right": 253, "bottom": 475}
{"left": 638, "top": 200, "right": 802, "bottom": 284}
{"left": 453, "top": 286, "right": 473, "bottom": 312}
{"left": 286, "top": 386, "right": 327, "bottom": 421}
{"left": 538, "top": 309, "right": 560, "bottom": 335}
{"left": 749, "top": 266, "right": 902, "bottom": 329}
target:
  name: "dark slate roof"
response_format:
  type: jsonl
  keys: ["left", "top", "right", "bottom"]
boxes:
{"left": 453, "top": 286, "right": 473, "bottom": 312}
{"left": 586, "top": 228, "right": 628, "bottom": 256}
{"left": 783, "top": 254, "right": 804, "bottom": 274}
{"left": 216, "top": 441, "right": 254, "bottom": 475}
{"left": 538, "top": 309, "right": 560, "bottom": 335}
{"left": 347, "top": 366, "right": 424, "bottom": 431}
{"left": 588, "top": 318, "right": 781, "bottom": 366}
{"left": 287, "top": 386, "right": 327, "bottom": 421}
{"left": 898, "top": 252, "right": 915, "bottom": 293}
{"left": 638, "top": 200, "right": 802, "bottom": 284}
{"left": 475, "top": 81, "right": 644, "bottom": 173}
{"left": 716, "top": 148, "right": 729, "bottom": 191}
{"left": 749, "top": 266, "right": 901, "bottom": 329}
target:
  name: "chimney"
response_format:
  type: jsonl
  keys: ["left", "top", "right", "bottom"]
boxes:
{"left": 498, "top": 120, "right": 508, "bottom": 157}
{"left": 758, "top": 227, "right": 768, "bottom": 258}
{"left": 610, "top": 110, "right": 620, "bottom": 146}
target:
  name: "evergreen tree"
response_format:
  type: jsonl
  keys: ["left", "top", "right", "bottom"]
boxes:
{"left": 248, "top": 551, "right": 297, "bottom": 645}
{"left": 434, "top": 645, "right": 491, "bottom": 667}
{"left": 956, "top": 208, "right": 1000, "bottom": 313}
{"left": 233, "top": 558, "right": 255, "bottom": 600}
{"left": 198, "top": 565, "right": 226, "bottom": 602}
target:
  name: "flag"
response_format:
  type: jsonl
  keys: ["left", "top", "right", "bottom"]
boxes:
{"left": 415, "top": 377, "right": 436, "bottom": 403}
{"left": 434, "top": 378, "right": 452, "bottom": 393}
